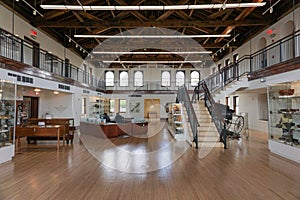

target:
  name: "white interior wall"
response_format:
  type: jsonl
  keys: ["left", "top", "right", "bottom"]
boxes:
{"left": 39, "top": 92, "right": 73, "bottom": 119}
{"left": 107, "top": 93, "right": 176, "bottom": 119}
{"left": 0, "top": 4, "right": 12, "bottom": 32}
{"left": 238, "top": 92, "right": 268, "bottom": 132}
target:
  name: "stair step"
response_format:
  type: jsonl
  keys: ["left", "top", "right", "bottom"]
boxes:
{"left": 198, "top": 127, "right": 218, "bottom": 132}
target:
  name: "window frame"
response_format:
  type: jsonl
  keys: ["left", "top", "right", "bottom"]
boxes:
{"left": 134, "top": 70, "right": 144, "bottom": 87}
{"left": 119, "top": 70, "right": 129, "bottom": 87}
{"left": 161, "top": 70, "right": 171, "bottom": 87}
{"left": 119, "top": 99, "right": 127, "bottom": 113}
{"left": 175, "top": 70, "right": 185, "bottom": 87}
{"left": 190, "top": 70, "right": 200, "bottom": 87}
{"left": 105, "top": 70, "right": 114, "bottom": 87}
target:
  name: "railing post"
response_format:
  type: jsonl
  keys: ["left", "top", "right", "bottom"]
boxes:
{"left": 51, "top": 56, "right": 54, "bottom": 73}
{"left": 280, "top": 40, "right": 282, "bottom": 63}
{"left": 21, "top": 40, "right": 24, "bottom": 63}
{"left": 250, "top": 55, "right": 253, "bottom": 74}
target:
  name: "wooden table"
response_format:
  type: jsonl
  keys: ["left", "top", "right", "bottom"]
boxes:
{"left": 27, "top": 118, "right": 75, "bottom": 144}
{"left": 16, "top": 125, "right": 63, "bottom": 149}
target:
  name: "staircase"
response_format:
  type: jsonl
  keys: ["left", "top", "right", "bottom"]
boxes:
{"left": 213, "top": 76, "right": 249, "bottom": 101}
{"left": 186, "top": 99, "right": 222, "bottom": 149}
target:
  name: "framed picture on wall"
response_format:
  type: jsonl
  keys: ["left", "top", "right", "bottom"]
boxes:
{"left": 130, "top": 102, "right": 140, "bottom": 113}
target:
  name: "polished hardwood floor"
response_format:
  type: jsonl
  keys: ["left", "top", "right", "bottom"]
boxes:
{"left": 1, "top": 123, "right": 300, "bottom": 200}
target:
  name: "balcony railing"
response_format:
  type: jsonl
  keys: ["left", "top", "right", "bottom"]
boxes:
{"left": 105, "top": 80, "right": 197, "bottom": 91}
{"left": 204, "top": 29, "right": 300, "bottom": 92}
{"left": 0, "top": 28, "right": 105, "bottom": 90}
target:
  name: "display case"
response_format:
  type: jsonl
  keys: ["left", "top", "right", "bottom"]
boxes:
{"left": 89, "top": 97, "right": 100, "bottom": 118}
{"left": 268, "top": 81, "right": 300, "bottom": 163}
{"left": 0, "top": 80, "right": 16, "bottom": 164}
{"left": 167, "top": 103, "right": 185, "bottom": 140}
{"left": 88, "top": 96, "right": 111, "bottom": 118}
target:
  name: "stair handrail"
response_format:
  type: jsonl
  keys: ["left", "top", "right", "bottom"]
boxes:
{"left": 199, "top": 80, "right": 228, "bottom": 148}
{"left": 177, "top": 85, "right": 199, "bottom": 148}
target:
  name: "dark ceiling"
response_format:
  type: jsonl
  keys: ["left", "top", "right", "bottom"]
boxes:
{"left": 1, "top": 0, "right": 299, "bottom": 68}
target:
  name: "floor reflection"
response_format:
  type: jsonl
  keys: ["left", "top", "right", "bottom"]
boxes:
{"left": 79, "top": 121, "right": 190, "bottom": 173}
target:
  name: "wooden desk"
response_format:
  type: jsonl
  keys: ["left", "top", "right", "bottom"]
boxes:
{"left": 27, "top": 118, "right": 75, "bottom": 144}
{"left": 16, "top": 125, "right": 63, "bottom": 149}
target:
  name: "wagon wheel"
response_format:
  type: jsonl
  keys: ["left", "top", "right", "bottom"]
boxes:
{"left": 234, "top": 116, "right": 244, "bottom": 134}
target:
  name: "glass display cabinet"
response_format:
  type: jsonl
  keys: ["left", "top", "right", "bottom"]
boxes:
{"left": 0, "top": 80, "right": 16, "bottom": 164}
{"left": 268, "top": 81, "right": 300, "bottom": 163}
{"left": 166, "top": 102, "right": 185, "bottom": 140}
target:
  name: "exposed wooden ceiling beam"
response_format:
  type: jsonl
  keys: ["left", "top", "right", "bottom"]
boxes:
{"left": 44, "top": 10, "right": 67, "bottom": 20}
{"left": 82, "top": 42, "right": 224, "bottom": 49}
{"left": 156, "top": 0, "right": 189, "bottom": 21}
{"left": 215, "top": 0, "right": 264, "bottom": 43}
{"left": 72, "top": 11, "right": 101, "bottom": 44}
{"left": 115, "top": 0, "right": 148, "bottom": 22}
{"left": 37, "top": 19, "right": 267, "bottom": 28}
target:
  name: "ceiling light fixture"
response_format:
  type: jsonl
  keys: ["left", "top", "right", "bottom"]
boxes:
{"left": 34, "top": 88, "right": 41, "bottom": 92}
{"left": 22, "top": 0, "right": 44, "bottom": 17}
{"left": 40, "top": 3, "right": 266, "bottom": 11}
{"left": 53, "top": 91, "right": 59, "bottom": 94}
{"left": 93, "top": 51, "right": 212, "bottom": 54}
{"left": 212, "top": 33, "right": 240, "bottom": 58}
{"left": 65, "top": 35, "right": 89, "bottom": 54}
{"left": 75, "top": 34, "right": 231, "bottom": 38}
{"left": 262, "top": 0, "right": 280, "bottom": 15}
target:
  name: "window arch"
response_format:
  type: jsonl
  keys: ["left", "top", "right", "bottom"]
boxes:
{"left": 175, "top": 71, "right": 185, "bottom": 86}
{"left": 161, "top": 71, "right": 171, "bottom": 86}
{"left": 119, "top": 71, "right": 128, "bottom": 87}
{"left": 105, "top": 71, "right": 114, "bottom": 86}
{"left": 190, "top": 70, "right": 200, "bottom": 86}
{"left": 134, "top": 71, "right": 143, "bottom": 87}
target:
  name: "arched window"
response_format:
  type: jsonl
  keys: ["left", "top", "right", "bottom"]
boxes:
{"left": 119, "top": 71, "right": 128, "bottom": 87}
{"left": 175, "top": 71, "right": 185, "bottom": 86}
{"left": 190, "top": 71, "right": 200, "bottom": 86}
{"left": 161, "top": 71, "right": 171, "bottom": 86}
{"left": 134, "top": 71, "right": 143, "bottom": 87}
{"left": 105, "top": 71, "right": 114, "bottom": 86}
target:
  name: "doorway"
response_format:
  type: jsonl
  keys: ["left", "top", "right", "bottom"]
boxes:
{"left": 24, "top": 36, "right": 40, "bottom": 68}
{"left": 16, "top": 96, "right": 39, "bottom": 124}
{"left": 144, "top": 99, "right": 160, "bottom": 119}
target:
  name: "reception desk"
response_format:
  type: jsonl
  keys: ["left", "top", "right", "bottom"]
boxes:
{"left": 80, "top": 120, "right": 148, "bottom": 138}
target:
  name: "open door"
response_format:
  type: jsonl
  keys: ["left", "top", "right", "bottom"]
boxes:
{"left": 144, "top": 99, "right": 160, "bottom": 120}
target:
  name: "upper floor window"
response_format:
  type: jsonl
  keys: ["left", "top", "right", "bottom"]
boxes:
{"left": 134, "top": 71, "right": 143, "bottom": 87}
{"left": 175, "top": 71, "right": 185, "bottom": 86}
{"left": 119, "top": 71, "right": 128, "bottom": 87}
{"left": 161, "top": 71, "right": 171, "bottom": 87}
{"left": 190, "top": 70, "right": 200, "bottom": 86}
{"left": 105, "top": 71, "right": 114, "bottom": 86}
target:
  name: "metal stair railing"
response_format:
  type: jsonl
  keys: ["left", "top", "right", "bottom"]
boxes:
{"left": 177, "top": 85, "right": 199, "bottom": 149}
{"left": 199, "top": 80, "right": 228, "bottom": 149}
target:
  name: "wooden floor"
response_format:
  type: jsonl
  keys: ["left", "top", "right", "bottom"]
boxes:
{"left": 1, "top": 124, "right": 300, "bottom": 200}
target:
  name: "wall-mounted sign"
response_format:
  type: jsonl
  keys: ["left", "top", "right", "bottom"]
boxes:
{"left": 30, "top": 29, "right": 37, "bottom": 39}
